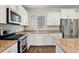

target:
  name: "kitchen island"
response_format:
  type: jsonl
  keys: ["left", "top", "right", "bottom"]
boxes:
{"left": 55, "top": 38, "right": 79, "bottom": 53}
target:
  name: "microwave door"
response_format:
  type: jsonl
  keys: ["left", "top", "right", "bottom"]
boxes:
{"left": 7, "top": 8, "right": 21, "bottom": 25}
{"left": 11, "top": 11, "right": 19, "bottom": 22}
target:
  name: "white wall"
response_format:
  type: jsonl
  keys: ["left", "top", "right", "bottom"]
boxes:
{"left": 0, "top": 23, "right": 24, "bottom": 32}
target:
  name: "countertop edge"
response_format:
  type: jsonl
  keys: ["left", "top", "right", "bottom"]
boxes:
{"left": 55, "top": 40, "right": 66, "bottom": 53}
{"left": 0, "top": 40, "right": 17, "bottom": 53}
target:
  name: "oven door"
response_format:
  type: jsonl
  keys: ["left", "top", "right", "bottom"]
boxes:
{"left": 19, "top": 35, "right": 28, "bottom": 53}
{"left": 20, "top": 39, "right": 27, "bottom": 53}
{"left": 22, "top": 39, "right": 27, "bottom": 51}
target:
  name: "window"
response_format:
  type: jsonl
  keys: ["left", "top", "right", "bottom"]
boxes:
{"left": 30, "top": 15, "right": 46, "bottom": 29}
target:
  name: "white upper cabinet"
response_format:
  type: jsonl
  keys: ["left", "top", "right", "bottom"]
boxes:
{"left": 77, "top": 12, "right": 79, "bottom": 19}
{"left": 47, "top": 11, "right": 60, "bottom": 26}
{"left": 68, "top": 9, "right": 76, "bottom": 19}
{"left": 60, "top": 9, "right": 68, "bottom": 19}
{"left": 22, "top": 10, "right": 28, "bottom": 25}
{"left": 75, "top": 9, "right": 79, "bottom": 19}
{"left": 60, "top": 9, "right": 76, "bottom": 19}
{"left": 17, "top": 5, "right": 23, "bottom": 15}
{"left": 0, "top": 6, "right": 7, "bottom": 24}
{"left": 18, "top": 6, "right": 28, "bottom": 26}
{"left": 8, "top": 5, "right": 18, "bottom": 12}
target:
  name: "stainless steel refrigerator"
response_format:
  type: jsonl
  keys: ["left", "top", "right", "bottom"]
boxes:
{"left": 78, "top": 20, "right": 79, "bottom": 38}
{"left": 60, "top": 19, "right": 78, "bottom": 38}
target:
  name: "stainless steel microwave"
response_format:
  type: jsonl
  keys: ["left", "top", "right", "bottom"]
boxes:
{"left": 7, "top": 8, "right": 21, "bottom": 25}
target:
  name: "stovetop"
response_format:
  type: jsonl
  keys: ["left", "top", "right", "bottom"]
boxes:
{"left": 0, "top": 33, "right": 26, "bottom": 40}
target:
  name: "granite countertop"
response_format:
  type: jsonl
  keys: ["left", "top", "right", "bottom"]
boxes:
{"left": 16, "top": 30, "right": 62, "bottom": 34}
{"left": 0, "top": 40, "right": 17, "bottom": 52}
{"left": 56, "top": 38, "right": 79, "bottom": 53}
{"left": 29, "top": 32, "right": 61, "bottom": 34}
{"left": 16, "top": 31, "right": 27, "bottom": 34}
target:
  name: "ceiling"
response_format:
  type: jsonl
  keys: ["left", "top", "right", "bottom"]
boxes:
{"left": 23, "top": 5, "right": 79, "bottom": 9}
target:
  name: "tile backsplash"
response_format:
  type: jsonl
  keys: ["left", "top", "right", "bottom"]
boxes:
{"left": 0, "top": 24, "right": 24, "bottom": 33}
{"left": 47, "top": 26, "right": 59, "bottom": 30}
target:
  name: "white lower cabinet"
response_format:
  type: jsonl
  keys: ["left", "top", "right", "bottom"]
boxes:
{"left": 47, "top": 12, "right": 60, "bottom": 26}
{"left": 27, "top": 33, "right": 62, "bottom": 47}
{"left": 56, "top": 43, "right": 64, "bottom": 53}
{"left": 2, "top": 43, "right": 17, "bottom": 53}
{"left": 42, "top": 34, "right": 55, "bottom": 45}
{"left": 49, "top": 33, "right": 62, "bottom": 45}
{"left": 28, "top": 34, "right": 43, "bottom": 45}
{"left": 27, "top": 34, "right": 36, "bottom": 46}
{"left": 35, "top": 34, "right": 42, "bottom": 45}
{"left": 28, "top": 34, "right": 57, "bottom": 46}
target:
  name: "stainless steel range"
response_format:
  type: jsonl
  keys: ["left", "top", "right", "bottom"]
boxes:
{"left": 0, "top": 33, "right": 28, "bottom": 53}
{"left": 18, "top": 34, "right": 28, "bottom": 53}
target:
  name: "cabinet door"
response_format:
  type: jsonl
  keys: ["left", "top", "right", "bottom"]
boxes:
{"left": 68, "top": 9, "right": 76, "bottom": 19}
{"left": 22, "top": 11, "right": 28, "bottom": 25}
{"left": 28, "top": 34, "right": 36, "bottom": 45}
{"left": 60, "top": 9, "right": 68, "bottom": 19}
{"left": 47, "top": 12, "right": 60, "bottom": 25}
{"left": 0, "top": 6, "right": 7, "bottom": 24}
{"left": 30, "top": 34, "right": 48, "bottom": 45}
{"left": 34, "top": 34, "right": 46, "bottom": 45}
{"left": 25, "top": 11, "right": 28, "bottom": 25}
{"left": 42, "top": 34, "right": 55, "bottom": 45}
{"left": 35, "top": 34, "right": 42, "bottom": 45}
{"left": 47, "top": 12, "right": 55, "bottom": 25}
{"left": 17, "top": 5, "right": 23, "bottom": 15}
{"left": 17, "top": 6, "right": 24, "bottom": 25}
{"left": 76, "top": 11, "right": 79, "bottom": 19}
{"left": 61, "top": 9, "right": 76, "bottom": 19}
{"left": 54, "top": 12, "right": 60, "bottom": 25}
{"left": 18, "top": 6, "right": 28, "bottom": 26}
